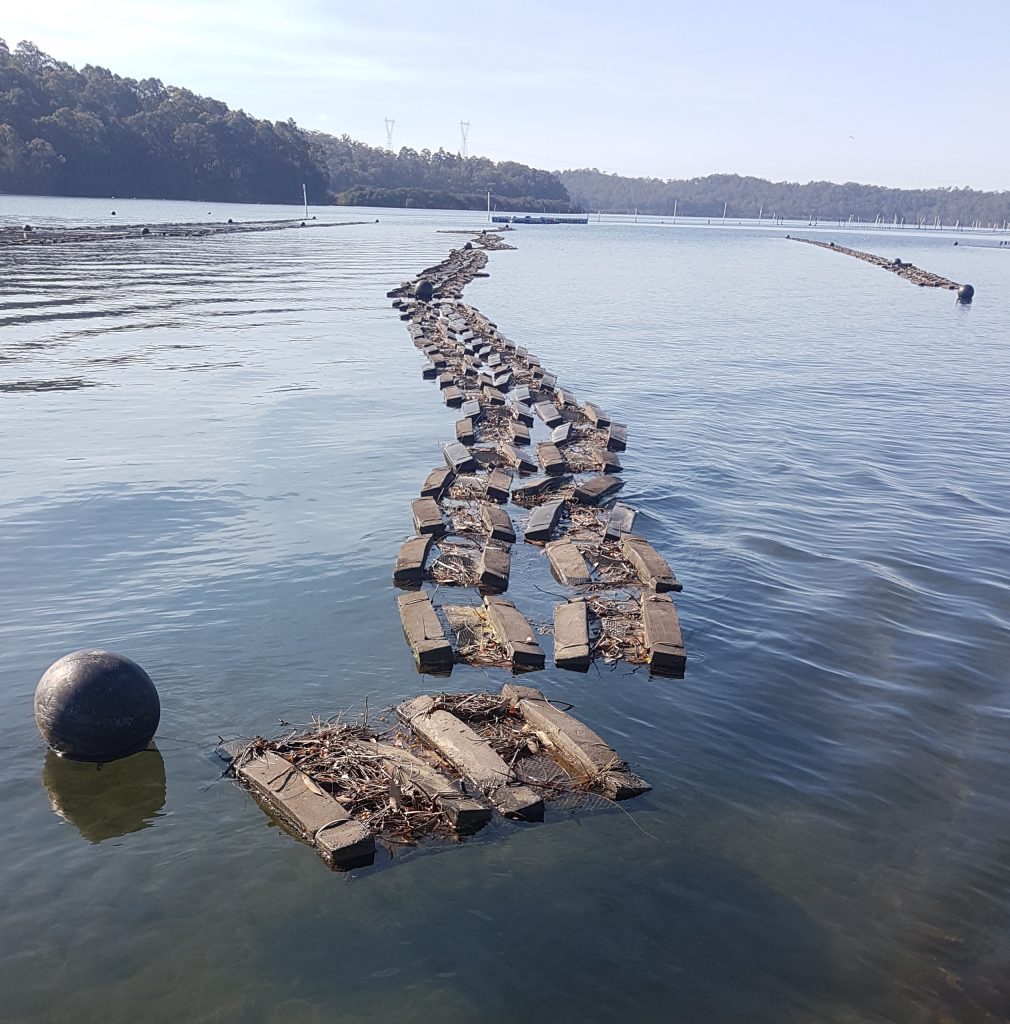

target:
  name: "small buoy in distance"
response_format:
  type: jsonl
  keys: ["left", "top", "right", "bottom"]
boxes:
{"left": 141, "top": 227, "right": 150, "bottom": 235}
{"left": 23, "top": 223, "right": 32, "bottom": 232}
{"left": 957, "top": 283, "right": 974, "bottom": 303}
{"left": 300, "top": 221, "right": 306, "bottom": 227}
{"left": 35, "top": 650, "right": 161, "bottom": 763}
{"left": 227, "top": 218, "right": 234, "bottom": 224}
{"left": 111, "top": 210, "right": 116, "bottom": 216}
{"left": 953, "top": 241, "right": 958, "bottom": 245}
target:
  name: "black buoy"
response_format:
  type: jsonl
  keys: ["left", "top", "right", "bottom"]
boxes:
{"left": 23, "top": 223, "right": 33, "bottom": 232}
{"left": 414, "top": 279, "right": 434, "bottom": 302}
{"left": 35, "top": 650, "right": 160, "bottom": 763}
{"left": 957, "top": 283, "right": 975, "bottom": 304}
{"left": 300, "top": 221, "right": 306, "bottom": 227}
{"left": 141, "top": 227, "right": 150, "bottom": 236}
{"left": 111, "top": 211, "right": 116, "bottom": 216}
{"left": 227, "top": 218, "right": 234, "bottom": 224}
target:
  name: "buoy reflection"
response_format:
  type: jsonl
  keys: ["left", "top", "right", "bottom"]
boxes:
{"left": 42, "top": 746, "right": 166, "bottom": 843}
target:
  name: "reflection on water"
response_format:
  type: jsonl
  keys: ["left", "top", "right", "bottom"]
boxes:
{"left": 42, "top": 747, "right": 166, "bottom": 843}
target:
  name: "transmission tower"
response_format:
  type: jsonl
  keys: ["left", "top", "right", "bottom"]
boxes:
{"left": 459, "top": 120, "right": 470, "bottom": 159}
{"left": 384, "top": 118, "right": 396, "bottom": 151}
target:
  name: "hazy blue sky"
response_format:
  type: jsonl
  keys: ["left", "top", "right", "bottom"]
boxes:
{"left": 6, "top": 1, "right": 1008, "bottom": 189}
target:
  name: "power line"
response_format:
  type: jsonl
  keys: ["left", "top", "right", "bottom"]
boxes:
{"left": 459, "top": 120, "right": 470, "bottom": 159}
{"left": 384, "top": 118, "right": 396, "bottom": 151}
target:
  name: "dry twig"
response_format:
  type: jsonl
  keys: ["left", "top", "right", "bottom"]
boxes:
{"left": 587, "top": 596, "right": 648, "bottom": 665}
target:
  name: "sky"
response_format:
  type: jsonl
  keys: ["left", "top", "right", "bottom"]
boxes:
{"left": 4, "top": 0, "right": 1008, "bottom": 190}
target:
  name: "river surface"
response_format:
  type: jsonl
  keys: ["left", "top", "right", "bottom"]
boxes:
{"left": 1, "top": 196, "right": 1009, "bottom": 1024}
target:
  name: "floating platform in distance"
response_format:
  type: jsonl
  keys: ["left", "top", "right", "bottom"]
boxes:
{"left": 491, "top": 215, "right": 589, "bottom": 225}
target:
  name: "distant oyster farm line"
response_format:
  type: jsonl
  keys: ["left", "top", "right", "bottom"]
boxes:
{"left": 387, "top": 232, "right": 685, "bottom": 677}
{"left": 222, "top": 227, "right": 683, "bottom": 870}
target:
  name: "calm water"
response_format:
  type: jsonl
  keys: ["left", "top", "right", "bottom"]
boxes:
{"left": 1, "top": 196, "right": 1009, "bottom": 1024}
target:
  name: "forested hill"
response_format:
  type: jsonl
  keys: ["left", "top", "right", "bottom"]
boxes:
{"left": 0, "top": 39, "right": 576, "bottom": 210}
{"left": 311, "top": 133, "right": 575, "bottom": 212}
{"left": 0, "top": 40, "right": 328, "bottom": 202}
{"left": 561, "top": 169, "right": 1010, "bottom": 225}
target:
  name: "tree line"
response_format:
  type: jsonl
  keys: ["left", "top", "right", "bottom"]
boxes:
{"left": 0, "top": 39, "right": 576, "bottom": 210}
{"left": 332, "top": 186, "right": 573, "bottom": 213}
{"left": 560, "top": 169, "right": 1010, "bottom": 225}
{"left": 0, "top": 39, "right": 328, "bottom": 203}
{"left": 5, "top": 39, "right": 1006, "bottom": 223}
{"left": 312, "top": 132, "right": 576, "bottom": 210}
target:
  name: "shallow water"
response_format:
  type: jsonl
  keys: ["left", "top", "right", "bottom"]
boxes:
{"left": 1, "top": 197, "right": 1009, "bottom": 1024}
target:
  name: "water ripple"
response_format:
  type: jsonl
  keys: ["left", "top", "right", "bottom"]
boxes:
{"left": 1, "top": 206, "right": 1010, "bottom": 1023}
